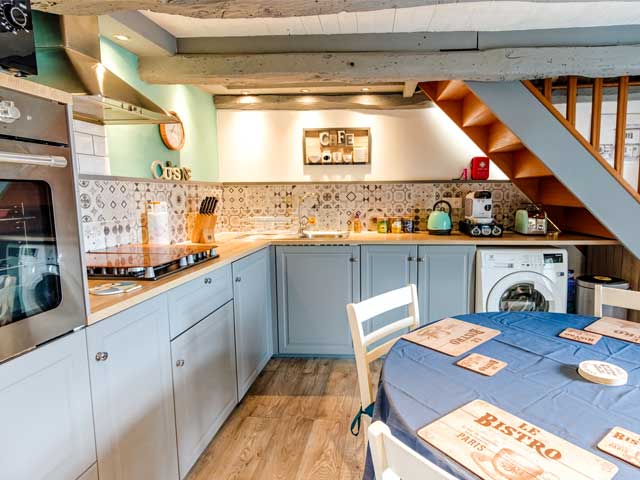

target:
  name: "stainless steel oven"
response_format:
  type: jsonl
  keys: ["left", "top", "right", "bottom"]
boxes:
{"left": 0, "top": 85, "right": 86, "bottom": 363}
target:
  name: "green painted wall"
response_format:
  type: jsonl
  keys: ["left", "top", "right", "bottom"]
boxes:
{"left": 30, "top": 12, "right": 219, "bottom": 181}
{"left": 100, "top": 38, "right": 219, "bottom": 181}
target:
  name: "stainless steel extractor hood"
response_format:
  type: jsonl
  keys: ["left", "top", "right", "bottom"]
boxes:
{"left": 35, "top": 15, "right": 178, "bottom": 125}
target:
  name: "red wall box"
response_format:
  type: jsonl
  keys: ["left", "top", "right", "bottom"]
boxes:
{"left": 470, "top": 157, "right": 490, "bottom": 180}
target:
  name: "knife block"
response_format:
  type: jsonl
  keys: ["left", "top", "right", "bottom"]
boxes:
{"left": 191, "top": 214, "right": 217, "bottom": 244}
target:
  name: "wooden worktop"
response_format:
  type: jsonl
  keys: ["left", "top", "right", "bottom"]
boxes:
{"left": 87, "top": 231, "right": 617, "bottom": 325}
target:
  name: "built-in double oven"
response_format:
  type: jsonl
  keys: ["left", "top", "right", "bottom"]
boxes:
{"left": 0, "top": 85, "right": 86, "bottom": 364}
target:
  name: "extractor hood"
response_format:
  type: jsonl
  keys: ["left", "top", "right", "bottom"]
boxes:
{"left": 35, "top": 15, "right": 178, "bottom": 125}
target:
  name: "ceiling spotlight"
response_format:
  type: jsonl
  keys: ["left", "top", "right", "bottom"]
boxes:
{"left": 300, "top": 89, "right": 309, "bottom": 93}
{"left": 361, "top": 87, "right": 370, "bottom": 92}
{"left": 113, "top": 34, "right": 130, "bottom": 41}
{"left": 242, "top": 91, "right": 250, "bottom": 95}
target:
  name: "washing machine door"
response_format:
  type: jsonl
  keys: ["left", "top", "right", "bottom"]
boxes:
{"left": 486, "top": 271, "right": 557, "bottom": 312}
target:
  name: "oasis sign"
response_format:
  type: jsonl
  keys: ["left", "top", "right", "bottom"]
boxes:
{"left": 150, "top": 160, "right": 192, "bottom": 181}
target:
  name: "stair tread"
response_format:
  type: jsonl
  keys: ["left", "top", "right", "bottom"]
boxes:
{"left": 436, "top": 80, "right": 470, "bottom": 101}
{"left": 462, "top": 93, "right": 497, "bottom": 127}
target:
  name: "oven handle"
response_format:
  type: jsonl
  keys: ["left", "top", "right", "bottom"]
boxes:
{"left": 0, "top": 151, "right": 68, "bottom": 168}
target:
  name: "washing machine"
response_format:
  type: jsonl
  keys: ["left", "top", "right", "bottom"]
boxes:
{"left": 476, "top": 248, "right": 568, "bottom": 313}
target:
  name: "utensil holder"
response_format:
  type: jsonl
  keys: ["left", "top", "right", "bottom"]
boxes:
{"left": 191, "top": 214, "right": 217, "bottom": 244}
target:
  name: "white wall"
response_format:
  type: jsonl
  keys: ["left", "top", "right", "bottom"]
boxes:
{"left": 217, "top": 107, "right": 508, "bottom": 182}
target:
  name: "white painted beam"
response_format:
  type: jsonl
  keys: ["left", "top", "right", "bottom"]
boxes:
{"left": 32, "top": 0, "right": 636, "bottom": 19}
{"left": 138, "top": 45, "right": 640, "bottom": 86}
{"left": 402, "top": 81, "right": 418, "bottom": 98}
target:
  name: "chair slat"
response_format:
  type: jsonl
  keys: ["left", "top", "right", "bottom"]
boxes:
{"left": 594, "top": 285, "right": 640, "bottom": 316}
{"left": 364, "top": 316, "right": 415, "bottom": 347}
{"left": 350, "top": 285, "right": 415, "bottom": 323}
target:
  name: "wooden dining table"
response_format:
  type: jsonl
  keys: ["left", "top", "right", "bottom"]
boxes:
{"left": 362, "top": 311, "right": 640, "bottom": 479}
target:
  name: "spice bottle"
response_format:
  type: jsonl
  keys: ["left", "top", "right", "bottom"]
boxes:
{"left": 353, "top": 213, "right": 362, "bottom": 233}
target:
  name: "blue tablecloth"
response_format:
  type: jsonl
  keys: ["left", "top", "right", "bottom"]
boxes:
{"left": 362, "top": 312, "right": 640, "bottom": 480}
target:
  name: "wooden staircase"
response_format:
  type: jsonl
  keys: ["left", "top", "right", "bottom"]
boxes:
{"left": 419, "top": 80, "right": 640, "bottom": 239}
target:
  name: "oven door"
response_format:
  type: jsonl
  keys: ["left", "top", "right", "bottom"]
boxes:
{"left": 0, "top": 138, "right": 87, "bottom": 363}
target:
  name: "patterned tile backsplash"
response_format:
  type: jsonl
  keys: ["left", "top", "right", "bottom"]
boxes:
{"left": 77, "top": 178, "right": 531, "bottom": 251}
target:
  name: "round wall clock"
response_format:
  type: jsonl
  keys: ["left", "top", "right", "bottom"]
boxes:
{"left": 159, "top": 112, "right": 185, "bottom": 151}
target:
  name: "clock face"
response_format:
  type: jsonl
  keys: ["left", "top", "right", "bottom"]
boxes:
{"left": 160, "top": 112, "right": 185, "bottom": 150}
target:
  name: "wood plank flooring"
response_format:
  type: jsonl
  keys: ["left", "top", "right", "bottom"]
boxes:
{"left": 187, "top": 358, "right": 380, "bottom": 480}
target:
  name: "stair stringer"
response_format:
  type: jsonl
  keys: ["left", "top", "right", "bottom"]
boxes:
{"left": 466, "top": 80, "right": 640, "bottom": 259}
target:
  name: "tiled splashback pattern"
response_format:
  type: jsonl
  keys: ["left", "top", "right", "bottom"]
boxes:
{"left": 78, "top": 178, "right": 223, "bottom": 251}
{"left": 222, "top": 182, "right": 530, "bottom": 232}
{"left": 78, "top": 178, "right": 530, "bottom": 250}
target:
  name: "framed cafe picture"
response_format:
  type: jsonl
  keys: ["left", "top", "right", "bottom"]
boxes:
{"left": 302, "top": 127, "right": 371, "bottom": 165}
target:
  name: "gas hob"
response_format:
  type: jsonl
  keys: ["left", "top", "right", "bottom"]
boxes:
{"left": 86, "top": 244, "right": 218, "bottom": 280}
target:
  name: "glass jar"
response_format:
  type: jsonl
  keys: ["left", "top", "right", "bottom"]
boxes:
{"left": 377, "top": 217, "right": 388, "bottom": 234}
{"left": 390, "top": 217, "right": 403, "bottom": 234}
{"left": 402, "top": 218, "right": 414, "bottom": 233}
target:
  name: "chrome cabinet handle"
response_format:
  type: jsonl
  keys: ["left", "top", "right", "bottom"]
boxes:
{"left": 204, "top": 277, "right": 212, "bottom": 284}
{"left": 235, "top": 276, "right": 242, "bottom": 282}
{"left": 350, "top": 257, "right": 359, "bottom": 263}
{"left": 417, "top": 257, "right": 424, "bottom": 262}
{"left": 95, "top": 352, "right": 109, "bottom": 362}
{"left": 176, "top": 359, "right": 185, "bottom": 367}
{"left": 408, "top": 256, "right": 415, "bottom": 262}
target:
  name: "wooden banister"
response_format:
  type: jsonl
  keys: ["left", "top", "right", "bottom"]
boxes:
{"left": 590, "top": 78, "right": 603, "bottom": 150}
{"left": 566, "top": 76, "right": 577, "bottom": 126}
{"left": 523, "top": 79, "right": 640, "bottom": 204}
{"left": 614, "top": 76, "right": 629, "bottom": 175}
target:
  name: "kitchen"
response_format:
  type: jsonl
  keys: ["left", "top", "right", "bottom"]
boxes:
{"left": 2, "top": 2, "right": 640, "bottom": 480}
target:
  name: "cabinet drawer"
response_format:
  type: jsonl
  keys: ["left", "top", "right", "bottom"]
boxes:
{"left": 168, "top": 265, "right": 233, "bottom": 338}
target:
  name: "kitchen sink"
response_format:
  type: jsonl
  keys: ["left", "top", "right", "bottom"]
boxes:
{"left": 301, "top": 230, "right": 350, "bottom": 239}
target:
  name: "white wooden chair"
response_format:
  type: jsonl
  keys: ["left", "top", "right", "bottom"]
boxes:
{"left": 369, "top": 421, "right": 460, "bottom": 480}
{"left": 346, "top": 284, "right": 420, "bottom": 441}
{"left": 594, "top": 285, "right": 640, "bottom": 316}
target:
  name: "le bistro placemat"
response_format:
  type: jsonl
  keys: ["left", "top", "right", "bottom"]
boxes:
{"left": 585, "top": 317, "right": 640, "bottom": 344}
{"left": 403, "top": 318, "right": 500, "bottom": 357}
{"left": 418, "top": 399, "right": 618, "bottom": 480}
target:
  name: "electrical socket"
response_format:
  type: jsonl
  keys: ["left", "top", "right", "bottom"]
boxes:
{"left": 449, "top": 197, "right": 463, "bottom": 209}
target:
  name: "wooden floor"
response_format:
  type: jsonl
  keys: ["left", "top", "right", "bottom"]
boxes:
{"left": 187, "top": 358, "right": 379, "bottom": 480}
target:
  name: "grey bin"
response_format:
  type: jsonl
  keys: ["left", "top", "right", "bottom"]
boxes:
{"left": 576, "top": 275, "right": 630, "bottom": 319}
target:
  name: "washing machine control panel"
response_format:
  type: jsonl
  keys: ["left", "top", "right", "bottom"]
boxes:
{"left": 484, "top": 253, "right": 548, "bottom": 269}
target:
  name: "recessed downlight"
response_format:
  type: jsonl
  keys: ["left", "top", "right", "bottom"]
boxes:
{"left": 361, "top": 87, "right": 370, "bottom": 92}
{"left": 300, "top": 89, "right": 309, "bottom": 93}
{"left": 242, "top": 91, "right": 250, "bottom": 95}
{"left": 113, "top": 34, "right": 131, "bottom": 41}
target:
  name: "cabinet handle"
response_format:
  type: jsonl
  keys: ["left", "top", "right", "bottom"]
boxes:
{"left": 408, "top": 256, "right": 415, "bottom": 262}
{"left": 204, "top": 277, "right": 212, "bottom": 284}
{"left": 349, "top": 257, "right": 359, "bottom": 263}
{"left": 95, "top": 352, "right": 109, "bottom": 362}
{"left": 235, "top": 276, "right": 242, "bottom": 282}
{"left": 417, "top": 257, "right": 424, "bottom": 262}
{"left": 176, "top": 359, "right": 185, "bottom": 367}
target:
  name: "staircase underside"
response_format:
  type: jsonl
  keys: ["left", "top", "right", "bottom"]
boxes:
{"left": 419, "top": 80, "right": 614, "bottom": 239}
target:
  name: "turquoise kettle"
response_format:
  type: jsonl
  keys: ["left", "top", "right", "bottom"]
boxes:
{"left": 427, "top": 200, "right": 452, "bottom": 235}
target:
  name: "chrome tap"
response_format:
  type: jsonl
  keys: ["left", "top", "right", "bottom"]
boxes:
{"left": 297, "top": 192, "right": 320, "bottom": 237}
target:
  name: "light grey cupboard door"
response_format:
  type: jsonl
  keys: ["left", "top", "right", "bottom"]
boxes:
{"left": 276, "top": 245, "right": 360, "bottom": 355}
{"left": 86, "top": 295, "right": 179, "bottom": 480}
{"left": 0, "top": 330, "right": 96, "bottom": 480}
{"left": 232, "top": 248, "right": 273, "bottom": 399}
{"left": 77, "top": 464, "right": 99, "bottom": 480}
{"left": 417, "top": 246, "right": 476, "bottom": 324}
{"left": 171, "top": 301, "right": 238, "bottom": 479}
{"left": 361, "top": 245, "right": 418, "bottom": 335}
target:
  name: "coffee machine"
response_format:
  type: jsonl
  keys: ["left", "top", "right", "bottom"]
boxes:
{"left": 459, "top": 191, "right": 503, "bottom": 237}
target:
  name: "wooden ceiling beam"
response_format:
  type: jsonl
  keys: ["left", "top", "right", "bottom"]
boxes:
{"left": 214, "top": 93, "right": 433, "bottom": 110}
{"left": 33, "top": 0, "right": 640, "bottom": 19}
{"left": 138, "top": 45, "right": 640, "bottom": 86}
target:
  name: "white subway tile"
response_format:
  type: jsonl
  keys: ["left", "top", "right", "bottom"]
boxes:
{"left": 77, "top": 153, "right": 110, "bottom": 176}
{"left": 73, "top": 119, "right": 106, "bottom": 137}
{"left": 74, "top": 132, "right": 94, "bottom": 155}
{"left": 92, "top": 135, "right": 108, "bottom": 157}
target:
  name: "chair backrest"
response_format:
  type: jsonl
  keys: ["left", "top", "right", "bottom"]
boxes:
{"left": 594, "top": 285, "right": 640, "bottom": 316}
{"left": 368, "top": 421, "right": 459, "bottom": 480}
{"left": 346, "top": 284, "right": 419, "bottom": 410}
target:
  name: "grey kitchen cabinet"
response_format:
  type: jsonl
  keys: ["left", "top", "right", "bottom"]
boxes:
{"left": 171, "top": 301, "right": 238, "bottom": 479}
{"left": 276, "top": 245, "right": 360, "bottom": 355}
{"left": 86, "top": 294, "right": 179, "bottom": 480}
{"left": 361, "top": 244, "right": 418, "bottom": 335}
{"left": 167, "top": 264, "right": 233, "bottom": 339}
{"left": 417, "top": 245, "right": 476, "bottom": 323}
{"left": 232, "top": 247, "right": 273, "bottom": 399}
{"left": 77, "top": 464, "right": 99, "bottom": 480}
{"left": 0, "top": 330, "right": 96, "bottom": 480}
